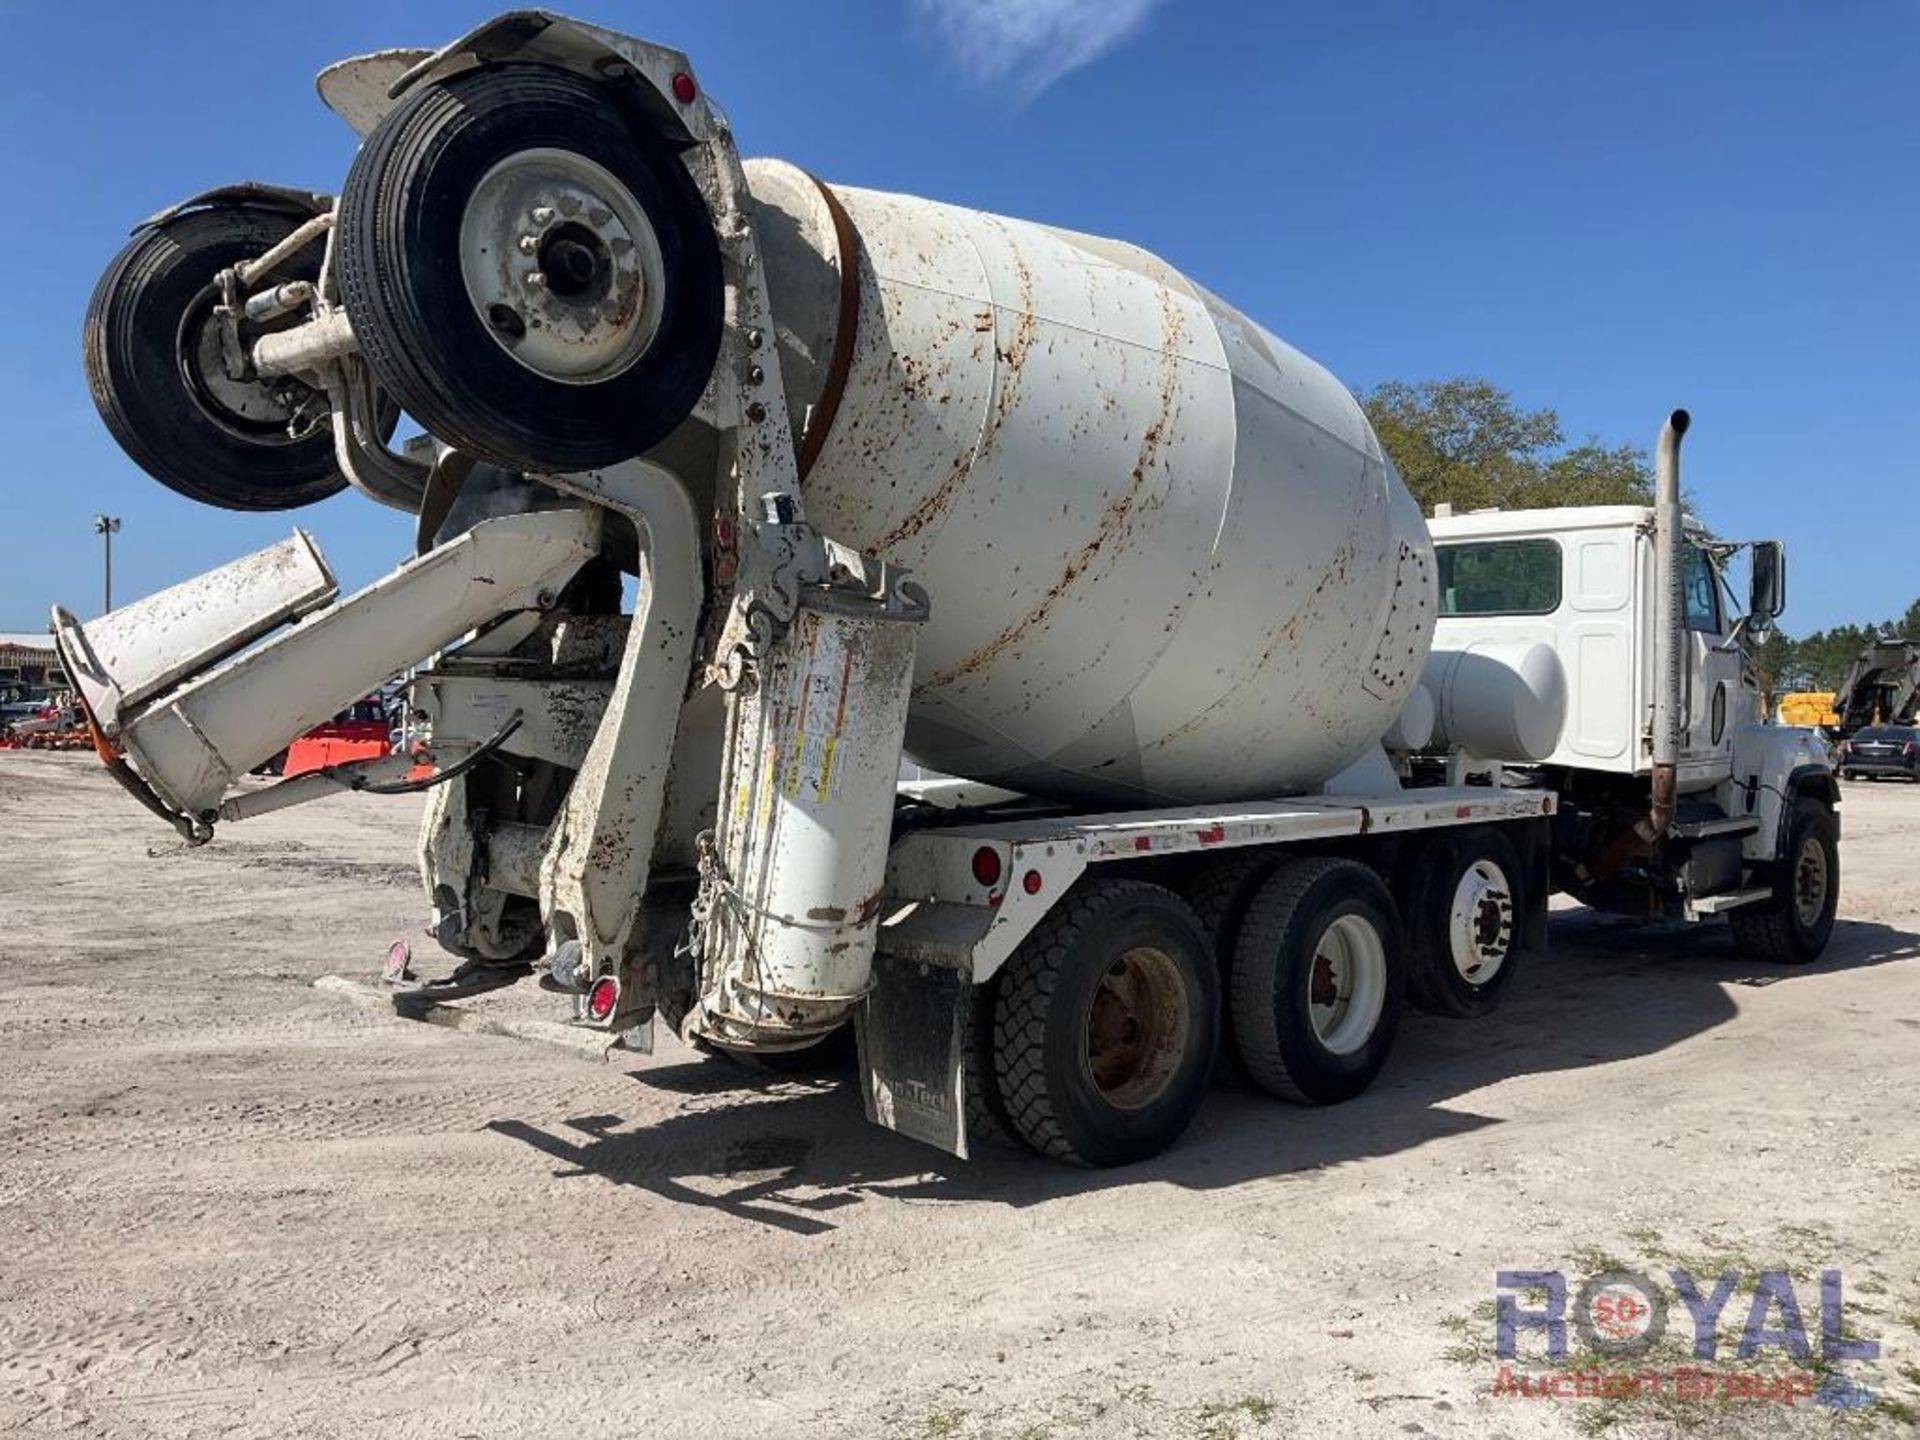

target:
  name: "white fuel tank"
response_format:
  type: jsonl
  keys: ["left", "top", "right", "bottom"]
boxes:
{"left": 747, "top": 161, "right": 1436, "bottom": 805}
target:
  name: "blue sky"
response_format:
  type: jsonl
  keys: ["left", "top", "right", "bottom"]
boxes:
{"left": 2, "top": 1, "right": 1914, "bottom": 636}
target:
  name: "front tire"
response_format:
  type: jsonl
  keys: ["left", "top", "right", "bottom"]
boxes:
{"left": 1728, "top": 796, "right": 1839, "bottom": 964}
{"left": 337, "top": 64, "right": 724, "bottom": 473}
{"left": 992, "top": 877, "right": 1217, "bottom": 1167}
{"left": 1231, "top": 858, "right": 1405, "bottom": 1104}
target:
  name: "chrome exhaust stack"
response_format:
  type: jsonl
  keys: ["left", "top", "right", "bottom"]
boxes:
{"left": 1640, "top": 408, "right": 1690, "bottom": 845}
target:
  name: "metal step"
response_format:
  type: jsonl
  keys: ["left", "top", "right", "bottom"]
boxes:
{"left": 1671, "top": 815, "right": 1761, "bottom": 839}
{"left": 1685, "top": 887, "right": 1772, "bottom": 918}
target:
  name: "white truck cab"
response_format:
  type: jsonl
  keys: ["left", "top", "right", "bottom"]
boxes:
{"left": 1428, "top": 494, "right": 1836, "bottom": 941}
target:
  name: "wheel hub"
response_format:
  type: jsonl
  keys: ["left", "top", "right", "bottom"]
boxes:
{"left": 459, "top": 148, "right": 667, "bottom": 384}
{"left": 1308, "top": 913, "right": 1388, "bottom": 1056}
{"left": 187, "top": 307, "right": 298, "bottom": 435}
{"left": 1792, "top": 835, "right": 1829, "bottom": 927}
{"left": 1446, "top": 859, "right": 1513, "bottom": 984}
{"left": 1083, "top": 946, "right": 1189, "bottom": 1111}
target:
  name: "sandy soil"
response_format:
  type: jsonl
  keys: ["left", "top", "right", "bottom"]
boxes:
{"left": 2, "top": 751, "right": 1916, "bottom": 1440}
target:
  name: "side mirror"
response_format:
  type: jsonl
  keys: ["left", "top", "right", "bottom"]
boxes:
{"left": 1750, "top": 540, "right": 1786, "bottom": 620}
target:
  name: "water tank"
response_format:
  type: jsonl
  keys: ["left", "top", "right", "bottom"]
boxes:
{"left": 746, "top": 161, "right": 1436, "bottom": 805}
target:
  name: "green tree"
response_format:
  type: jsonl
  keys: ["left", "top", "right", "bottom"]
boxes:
{"left": 1793, "top": 622, "right": 1880, "bottom": 690}
{"left": 1751, "top": 627, "right": 1796, "bottom": 712}
{"left": 1360, "top": 377, "right": 1653, "bottom": 513}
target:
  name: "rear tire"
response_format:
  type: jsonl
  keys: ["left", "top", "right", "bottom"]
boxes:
{"left": 84, "top": 203, "right": 356, "bottom": 510}
{"left": 1231, "top": 858, "right": 1405, "bottom": 1104}
{"left": 962, "top": 982, "right": 1019, "bottom": 1153}
{"left": 1403, "top": 828, "right": 1524, "bottom": 1019}
{"left": 992, "top": 877, "right": 1217, "bottom": 1167}
{"left": 1183, "top": 852, "right": 1280, "bottom": 1082}
{"left": 1729, "top": 796, "right": 1838, "bottom": 964}
{"left": 337, "top": 64, "right": 724, "bottom": 473}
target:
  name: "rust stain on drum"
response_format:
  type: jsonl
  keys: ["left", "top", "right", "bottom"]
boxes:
{"left": 868, "top": 448, "right": 972, "bottom": 553}
{"left": 918, "top": 295, "right": 1186, "bottom": 693}
{"left": 1137, "top": 532, "right": 1363, "bottom": 755}
{"left": 978, "top": 231, "right": 1038, "bottom": 460}
{"left": 867, "top": 230, "right": 1035, "bottom": 555}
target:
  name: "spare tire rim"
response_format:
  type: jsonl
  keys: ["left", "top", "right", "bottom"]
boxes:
{"left": 1308, "top": 913, "right": 1387, "bottom": 1056}
{"left": 1446, "top": 857, "right": 1514, "bottom": 985}
{"left": 459, "top": 147, "right": 667, "bottom": 385}
{"left": 1083, "top": 945, "right": 1190, "bottom": 1111}
{"left": 1792, "top": 834, "right": 1829, "bottom": 928}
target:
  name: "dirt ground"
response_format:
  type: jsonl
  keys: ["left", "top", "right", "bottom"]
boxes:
{"left": 2, "top": 751, "right": 1916, "bottom": 1440}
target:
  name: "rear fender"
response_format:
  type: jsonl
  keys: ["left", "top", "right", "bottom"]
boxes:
{"left": 137, "top": 182, "right": 331, "bottom": 234}
{"left": 380, "top": 10, "right": 711, "bottom": 149}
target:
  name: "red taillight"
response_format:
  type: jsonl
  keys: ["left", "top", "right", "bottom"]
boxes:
{"left": 586, "top": 976, "right": 620, "bottom": 1023}
{"left": 971, "top": 846, "right": 1003, "bottom": 889}
{"left": 1022, "top": 869, "right": 1044, "bottom": 895}
{"left": 670, "top": 72, "right": 698, "bottom": 104}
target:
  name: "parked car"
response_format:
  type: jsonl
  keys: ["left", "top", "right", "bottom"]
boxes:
{"left": 1839, "top": 724, "right": 1920, "bottom": 782}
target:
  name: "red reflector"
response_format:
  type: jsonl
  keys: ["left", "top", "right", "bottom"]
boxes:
{"left": 670, "top": 72, "right": 697, "bottom": 104}
{"left": 971, "top": 846, "right": 1003, "bottom": 888}
{"left": 1022, "top": 869, "right": 1043, "bottom": 896}
{"left": 586, "top": 976, "right": 619, "bottom": 1022}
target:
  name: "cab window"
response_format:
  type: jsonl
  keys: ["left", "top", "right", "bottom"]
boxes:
{"left": 1436, "top": 539, "right": 1562, "bottom": 616}
{"left": 1682, "top": 545, "right": 1721, "bottom": 634}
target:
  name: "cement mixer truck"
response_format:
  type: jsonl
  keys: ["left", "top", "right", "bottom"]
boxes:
{"left": 58, "top": 13, "right": 1840, "bottom": 1166}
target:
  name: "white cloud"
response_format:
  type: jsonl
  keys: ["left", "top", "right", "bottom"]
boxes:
{"left": 914, "top": 0, "right": 1172, "bottom": 100}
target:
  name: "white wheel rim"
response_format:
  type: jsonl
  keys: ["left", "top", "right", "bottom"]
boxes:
{"left": 1308, "top": 913, "right": 1387, "bottom": 1056}
{"left": 1792, "top": 835, "right": 1829, "bottom": 928}
{"left": 458, "top": 147, "right": 667, "bottom": 384}
{"left": 1446, "top": 858, "right": 1514, "bottom": 986}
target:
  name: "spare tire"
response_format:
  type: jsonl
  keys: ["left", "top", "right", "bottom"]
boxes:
{"left": 83, "top": 203, "right": 354, "bottom": 511}
{"left": 336, "top": 64, "right": 724, "bottom": 473}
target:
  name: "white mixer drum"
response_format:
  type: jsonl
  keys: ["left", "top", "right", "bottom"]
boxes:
{"left": 748, "top": 160, "right": 1436, "bottom": 804}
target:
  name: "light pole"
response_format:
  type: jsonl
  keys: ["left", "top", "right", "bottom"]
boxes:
{"left": 93, "top": 515, "right": 120, "bottom": 613}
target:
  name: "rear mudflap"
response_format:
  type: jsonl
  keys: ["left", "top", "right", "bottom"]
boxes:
{"left": 855, "top": 952, "right": 973, "bottom": 1158}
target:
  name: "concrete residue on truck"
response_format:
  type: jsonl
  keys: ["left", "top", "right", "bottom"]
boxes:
{"left": 60, "top": 12, "right": 1840, "bottom": 1166}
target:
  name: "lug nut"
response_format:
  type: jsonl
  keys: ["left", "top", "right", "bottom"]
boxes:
{"left": 526, "top": 271, "right": 547, "bottom": 289}
{"left": 531, "top": 205, "right": 556, "bottom": 226}
{"left": 517, "top": 234, "right": 539, "bottom": 255}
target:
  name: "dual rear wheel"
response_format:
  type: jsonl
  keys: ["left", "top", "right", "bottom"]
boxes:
{"left": 982, "top": 832, "right": 1533, "bottom": 1166}
{"left": 983, "top": 859, "right": 1413, "bottom": 1167}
